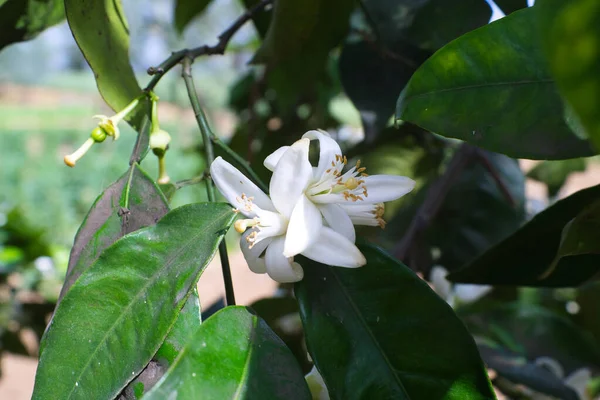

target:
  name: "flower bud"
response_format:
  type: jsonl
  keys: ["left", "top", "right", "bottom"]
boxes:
{"left": 150, "top": 129, "right": 171, "bottom": 157}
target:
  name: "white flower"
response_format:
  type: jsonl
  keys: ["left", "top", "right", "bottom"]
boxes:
{"left": 264, "top": 130, "right": 415, "bottom": 242}
{"left": 210, "top": 138, "right": 365, "bottom": 283}
{"left": 305, "top": 366, "right": 330, "bottom": 400}
{"left": 430, "top": 266, "right": 492, "bottom": 307}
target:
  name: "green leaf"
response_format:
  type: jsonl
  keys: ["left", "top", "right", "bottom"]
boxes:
{"left": 338, "top": 40, "right": 429, "bottom": 137}
{"left": 173, "top": 0, "right": 211, "bottom": 34}
{"left": 493, "top": 0, "right": 528, "bottom": 15}
{"left": 240, "top": 0, "right": 271, "bottom": 38}
{"left": 536, "top": 0, "right": 600, "bottom": 151}
{"left": 295, "top": 244, "right": 495, "bottom": 400}
{"left": 32, "top": 203, "right": 236, "bottom": 400}
{"left": 361, "top": 0, "right": 491, "bottom": 49}
{"left": 527, "top": 159, "right": 587, "bottom": 198}
{"left": 0, "top": 0, "right": 64, "bottom": 51}
{"left": 397, "top": 8, "right": 595, "bottom": 160}
{"left": 122, "top": 290, "right": 202, "bottom": 399}
{"left": 430, "top": 151, "right": 526, "bottom": 271}
{"left": 253, "top": 0, "right": 354, "bottom": 112}
{"left": 58, "top": 164, "right": 169, "bottom": 303}
{"left": 468, "top": 304, "right": 600, "bottom": 370}
{"left": 65, "top": 0, "right": 145, "bottom": 129}
{"left": 143, "top": 306, "right": 311, "bottom": 400}
{"left": 448, "top": 184, "right": 600, "bottom": 286}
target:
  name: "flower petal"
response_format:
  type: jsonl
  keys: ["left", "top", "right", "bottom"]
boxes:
{"left": 318, "top": 204, "right": 355, "bottom": 242}
{"left": 265, "top": 236, "right": 304, "bottom": 283}
{"left": 302, "top": 227, "right": 366, "bottom": 268}
{"left": 284, "top": 195, "right": 323, "bottom": 257}
{"left": 270, "top": 139, "right": 312, "bottom": 217}
{"left": 303, "top": 130, "right": 342, "bottom": 180}
{"left": 210, "top": 157, "right": 275, "bottom": 216}
{"left": 240, "top": 231, "right": 272, "bottom": 274}
{"left": 264, "top": 146, "right": 290, "bottom": 171}
{"left": 361, "top": 175, "right": 415, "bottom": 204}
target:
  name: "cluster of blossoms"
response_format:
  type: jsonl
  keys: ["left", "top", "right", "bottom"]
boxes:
{"left": 210, "top": 130, "right": 415, "bottom": 283}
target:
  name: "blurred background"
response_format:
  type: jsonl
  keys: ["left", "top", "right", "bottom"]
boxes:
{"left": 2, "top": 0, "right": 600, "bottom": 398}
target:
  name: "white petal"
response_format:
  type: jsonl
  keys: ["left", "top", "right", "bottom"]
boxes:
{"left": 430, "top": 266, "right": 453, "bottom": 301}
{"left": 361, "top": 175, "right": 415, "bottom": 204}
{"left": 265, "top": 236, "right": 304, "bottom": 283}
{"left": 303, "top": 130, "right": 342, "bottom": 180}
{"left": 270, "top": 139, "right": 312, "bottom": 217}
{"left": 318, "top": 204, "right": 355, "bottom": 242}
{"left": 284, "top": 195, "right": 323, "bottom": 257}
{"left": 302, "top": 227, "right": 366, "bottom": 268}
{"left": 264, "top": 146, "right": 290, "bottom": 171}
{"left": 240, "top": 232, "right": 272, "bottom": 274}
{"left": 210, "top": 157, "right": 275, "bottom": 216}
{"left": 454, "top": 284, "right": 492, "bottom": 303}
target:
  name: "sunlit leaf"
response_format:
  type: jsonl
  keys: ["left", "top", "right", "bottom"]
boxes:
{"left": 397, "top": 8, "right": 595, "bottom": 159}
{"left": 144, "top": 306, "right": 311, "bottom": 400}
{"left": 32, "top": 204, "right": 236, "bottom": 400}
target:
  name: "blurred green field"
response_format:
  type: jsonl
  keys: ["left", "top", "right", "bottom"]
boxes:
{"left": 0, "top": 81, "right": 212, "bottom": 249}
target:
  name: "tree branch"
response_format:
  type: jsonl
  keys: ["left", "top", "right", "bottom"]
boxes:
{"left": 182, "top": 58, "right": 236, "bottom": 306}
{"left": 145, "top": 0, "right": 272, "bottom": 92}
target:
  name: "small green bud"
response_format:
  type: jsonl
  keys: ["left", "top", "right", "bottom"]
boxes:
{"left": 90, "top": 127, "right": 108, "bottom": 143}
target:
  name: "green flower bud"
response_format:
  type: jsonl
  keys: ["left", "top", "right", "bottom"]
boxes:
{"left": 150, "top": 129, "right": 171, "bottom": 157}
{"left": 90, "top": 127, "right": 108, "bottom": 143}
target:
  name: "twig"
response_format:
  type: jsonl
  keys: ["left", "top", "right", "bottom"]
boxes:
{"left": 174, "top": 173, "right": 208, "bottom": 190}
{"left": 393, "top": 143, "right": 518, "bottom": 269}
{"left": 393, "top": 144, "right": 477, "bottom": 263}
{"left": 145, "top": 0, "right": 272, "bottom": 92}
{"left": 182, "top": 58, "right": 236, "bottom": 306}
{"left": 474, "top": 151, "right": 516, "bottom": 207}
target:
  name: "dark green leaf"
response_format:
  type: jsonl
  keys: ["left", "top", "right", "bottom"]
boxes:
{"left": 240, "top": 0, "right": 271, "bottom": 38}
{"left": 397, "top": 8, "right": 595, "bottom": 160}
{"left": 494, "top": 0, "right": 529, "bottom": 15}
{"left": 467, "top": 304, "right": 600, "bottom": 371}
{"left": 478, "top": 345, "right": 579, "bottom": 400}
{"left": 430, "top": 151, "right": 526, "bottom": 271}
{"left": 173, "top": 0, "right": 211, "bottom": 34}
{"left": 32, "top": 203, "right": 236, "bottom": 400}
{"left": 253, "top": 0, "right": 354, "bottom": 112}
{"left": 338, "top": 40, "right": 429, "bottom": 137}
{"left": 295, "top": 244, "right": 495, "bottom": 400}
{"left": 58, "top": 164, "right": 169, "bottom": 303}
{"left": 537, "top": 0, "right": 600, "bottom": 151}
{"left": 361, "top": 0, "right": 491, "bottom": 49}
{"left": 449, "top": 184, "right": 600, "bottom": 286}
{"left": 0, "top": 0, "right": 64, "bottom": 51}
{"left": 527, "top": 159, "right": 587, "bottom": 197}
{"left": 143, "top": 306, "right": 311, "bottom": 400}
{"left": 65, "top": 0, "right": 145, "bottom": 129}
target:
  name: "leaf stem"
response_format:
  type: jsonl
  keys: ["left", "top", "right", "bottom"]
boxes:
{"left": 182, "top": 57, "right": 236, "bottom": 306}
{"left": 144, "top": 0, "right": 272, "bottom": 92}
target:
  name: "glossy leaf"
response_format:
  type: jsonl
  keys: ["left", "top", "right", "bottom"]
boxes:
{"left": 295, "top": 244, "right": 495, "bottom": 400}
{"left": 122, "top": 290, "right": 202, "bottom": 399}
{"left": 449, "top": 184, "right": 600, "bottom": 286}
{"left": 338, "top": 40, "right": 429, "bottom": 137}
{"left": 397, "top": 8, "right": 595, "bottom": 160}
{"left": 527, "top": 159, "right": 587, "bottom": 197}
{"left": 173, "top": 0, "right": 211, "bottom": 34}
{"left": 0, "top": 0, "right": 64, "bottom": 50}
{"left": 64, "top": 0, "right": 145, "bottom": 129}
{"left": 361, "top": 0, "right": 491, "bottom": 49}
{"left": 493, "top": 0, "right": 528, "bottom": 15}
{"left": 32, "top": 203, "right": 236, "bottom": 400}
{"left": 144, "top": 306, "right": 311, "bottom": 400}
{"left": 58, "top": 164, "right": 169, "bottom": 303}
{"left": 537, "top": 0, "right": 600, "bottom": 151}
